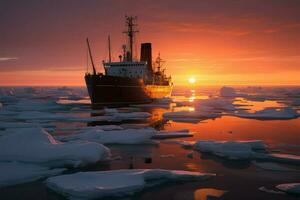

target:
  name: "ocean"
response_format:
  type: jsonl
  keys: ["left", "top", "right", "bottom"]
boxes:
{"left": 0, "top": 85, "right": 299, "bottom": 199}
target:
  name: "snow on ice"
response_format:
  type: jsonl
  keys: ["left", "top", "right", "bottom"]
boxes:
{"left": 276, "top": 183, "right": 300, "bottom": 195}
{"left": 59, "top": 128, "right": 156, "bottom": 145}
{"left": 235, "top": 107, "right": 299, "bottom": 120}
{"left": 0, "top": 162, "right": 65, "bottom": 188}
{"left": 0, "top": 127, "right": 110, "bottom": 168}
{"left": 46, "top": 169, "right": 214, "bottom": 199}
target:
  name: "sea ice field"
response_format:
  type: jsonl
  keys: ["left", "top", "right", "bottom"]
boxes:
{"left": 0, "top": 85, "right": 300, "bottom": 200}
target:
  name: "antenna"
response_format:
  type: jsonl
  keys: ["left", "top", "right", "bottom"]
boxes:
{"left": 108, "top": 35, "right": 112, "bottom": 63}
{"left": 123, "top": 16, "right": 139, "bottom": 62}
{"left": 86, "top": 38, "right": 96, "bottom": 75}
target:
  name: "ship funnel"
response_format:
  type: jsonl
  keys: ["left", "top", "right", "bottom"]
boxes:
{"left": 140, "top": 43, "right": 152, "bottom": 72}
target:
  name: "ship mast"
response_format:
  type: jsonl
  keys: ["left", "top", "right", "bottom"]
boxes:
{"left": 86, "top": 38, "right": 96, "bottom": 75}
{"left": 123, "top": 16, "right": 138, "bottom": 62}
{"left": 108, "top": 35, "right": 112, "bottom": 63}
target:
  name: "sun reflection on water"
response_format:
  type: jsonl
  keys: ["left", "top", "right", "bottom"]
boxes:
{"left": 194, "top": 188, "right": 227, "bottom": 200}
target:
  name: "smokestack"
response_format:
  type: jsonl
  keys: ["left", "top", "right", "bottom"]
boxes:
{"left": 140, "top": 43, "right": 152, "bottom": 72}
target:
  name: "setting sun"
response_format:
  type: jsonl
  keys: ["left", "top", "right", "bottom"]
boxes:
{"left": 188, "top": 77, "right": 196, "bottom": 84}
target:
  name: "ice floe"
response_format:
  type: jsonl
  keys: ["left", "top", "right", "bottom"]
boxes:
{"left": 276, "top": 183, "right": 300, "bottom": 194}
{"left": 266, "top": 153, "right": 300, "bottom": 165}
{"left": 59, "top": 127, "right": 156, "bottom": 144}
{"left": 234, "top": 107, "right": 299, "bottom": 120}
{"left": 6, "top": 99, "right": 63, "bottom": 111}
{"left": 258, "top": 186, "right": 285, "bottom": 194}
{"left": 220, "top": 86, "right": 237, "bottom": 97}
{"left": 46, "top": 169, "right": 214, "bottom": 199}
{"left": 193, "top": 140, "right": 266, "bottom": 160}
{"left": 0, "top": 127, "right": 110, "bottom": 167}
{"left": 0, "top": 122, "right": 42, "bottom": 130}
{"left": 0, "top": 162, "right": 65, "bottom": 188}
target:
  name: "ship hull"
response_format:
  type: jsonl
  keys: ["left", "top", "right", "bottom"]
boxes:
{"left": 85, "top": 74, "right": 172, "bottom": 107}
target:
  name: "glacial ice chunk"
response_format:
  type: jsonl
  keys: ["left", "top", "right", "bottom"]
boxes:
{"left": 59, "top": 127, "right": 157, "bottom": 144}
{"left": 193, "top": 140, "right": 266, "bottom": 160}
{"left": 46, "top": 169, "right": 214, "bottom": 199}
{"left": 220, "top": 86, "right": 237, "bottom": 97}
{"left": 0, "top": 162, "right": 65, "bottom": 188}
{"left": 0, "top": 127, "right": 110, "bottom": 167}
{"left": 276, "top": 183, "right": 300, "bottom": 194}
{"left": 235, "top": 107, "right": 299, "bottom": 120}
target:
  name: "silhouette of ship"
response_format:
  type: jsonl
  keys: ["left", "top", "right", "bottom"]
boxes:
{"left": 85, "top": 16, "right": 173, "bottom": 107}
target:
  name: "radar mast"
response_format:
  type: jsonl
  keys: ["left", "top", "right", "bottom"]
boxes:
{"left": 123, "top": 16, "right": 139, "bottom": 62}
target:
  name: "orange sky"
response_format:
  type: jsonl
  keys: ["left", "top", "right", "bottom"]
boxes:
{"left": 0, "top": 0, "right": 299, "bottom": 86}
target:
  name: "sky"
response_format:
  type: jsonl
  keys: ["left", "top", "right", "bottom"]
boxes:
{"left": 0, "top": 0, "right": 300, "bottom": 86}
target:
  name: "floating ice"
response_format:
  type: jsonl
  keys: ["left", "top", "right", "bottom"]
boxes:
{"left": 267, "top": 153, "right": 300, "bottom": 165}
{"left": 16, "top": 111, "right": 72, "bottom": 121}
{"left": 235, "top": 107, "right": 299, "bottom": 120}
{"left": 0, "top": 127, "right": 110, "bottom": 167}
{"left": 152, "top": 129, "right": 194, "bottom": 139}
{"left": 0, "top": 162, "right": 65, "bottom": 188}
{"left": 258, "top": 186, "right": 285, "bottom": 194}
{"left": 7, "top": 99, "right": 64, "bottom": 111}
{"left": 220, "top": 86, "right": 237, "bottom": 97}
{"left": 165, "top": 97, "right": 239, "bottom": 122}
{"left": 0, "top": 122, "right": 44, "bottom": 130}
{"left": 276, "top": 183, "right": 300, "bottom": 194}
{"left": 59, "top": 127, "right": 157, "bottom": 144}
{"left": 193, "top": 140, "right": 266, "bottom": 160}
{"left": 46, "top": 169, "right": 214, "bottom": 199}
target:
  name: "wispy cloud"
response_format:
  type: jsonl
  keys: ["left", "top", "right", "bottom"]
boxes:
{"left": 0, "top": 57, "right": 18, "bottom": 61}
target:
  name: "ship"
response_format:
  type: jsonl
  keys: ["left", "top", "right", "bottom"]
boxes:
{"left": 85, "top": 16, "right": 173, "bottom": 108}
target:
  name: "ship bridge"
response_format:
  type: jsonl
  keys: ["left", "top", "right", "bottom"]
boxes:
{"left": 103, "top": 61, "right": 148, "bottom": 79}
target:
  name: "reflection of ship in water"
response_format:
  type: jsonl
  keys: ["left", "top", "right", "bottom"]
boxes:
{"left": 85, "top": 16, "right": 173, "bottom": 108}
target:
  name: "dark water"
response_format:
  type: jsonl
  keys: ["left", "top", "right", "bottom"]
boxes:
{"left": 0, "top": 86, "right": 300, "bottom": 199}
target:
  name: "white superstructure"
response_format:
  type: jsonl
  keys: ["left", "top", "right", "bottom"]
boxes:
{"left": 103, "top": 61, "right": 148, "bottom": 79}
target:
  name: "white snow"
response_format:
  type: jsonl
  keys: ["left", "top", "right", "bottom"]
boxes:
{"left": 0, "top": 127, "right": 110, "bottom": 167}
{"left": 220, "top": 86, "right": 237, "bottom": 97}
{"left": 16, "top": 111, "right": 72, "bottom": 121}
{"left": 0, "top": 162, "right": 65, "bottom": 188}
{"left": 267, "top": 153, "right": 300, "bottom": 165}
{"left": 276, "top": 183, "right": 300, "bottom": 194}
{"left": 235, "top": 107, "right": 299, "bottom": 120}
{"left": 46, "top": 169, "right": 214, "bottom": 199}
{"left": 0, "top": 122, "right": 42, "bottom": 129}
{"left": 8, "top": 99, "right": 63, "bottom": 111}
{"left": 193, "top": 140, "right": 266, "bottom": 160}
{"left": 258, "top": 186, "right": 285, "bottom": 194}
{"left": 59, "top": 127, "right": 157, "bottom": 144}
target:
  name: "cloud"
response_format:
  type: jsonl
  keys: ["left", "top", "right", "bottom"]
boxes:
{"left": 0, "top": 57, "right": 18, "bottom": 61}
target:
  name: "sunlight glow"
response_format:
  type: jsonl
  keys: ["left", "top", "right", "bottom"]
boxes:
{"left": 188, "top": 77, "right": 196, "bottom": 84}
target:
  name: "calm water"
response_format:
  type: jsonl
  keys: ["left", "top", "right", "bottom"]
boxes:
{"left": 0, "top": 86, "right": 300, "bottom": 199}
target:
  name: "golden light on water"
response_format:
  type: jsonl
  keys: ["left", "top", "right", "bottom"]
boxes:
{"left": 188, "top": 77, "right": 196, "bottom": 84}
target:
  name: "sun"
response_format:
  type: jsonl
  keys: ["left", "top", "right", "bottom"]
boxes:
{"left": 188, "top": 77, "right": 196, "bottom": 84}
